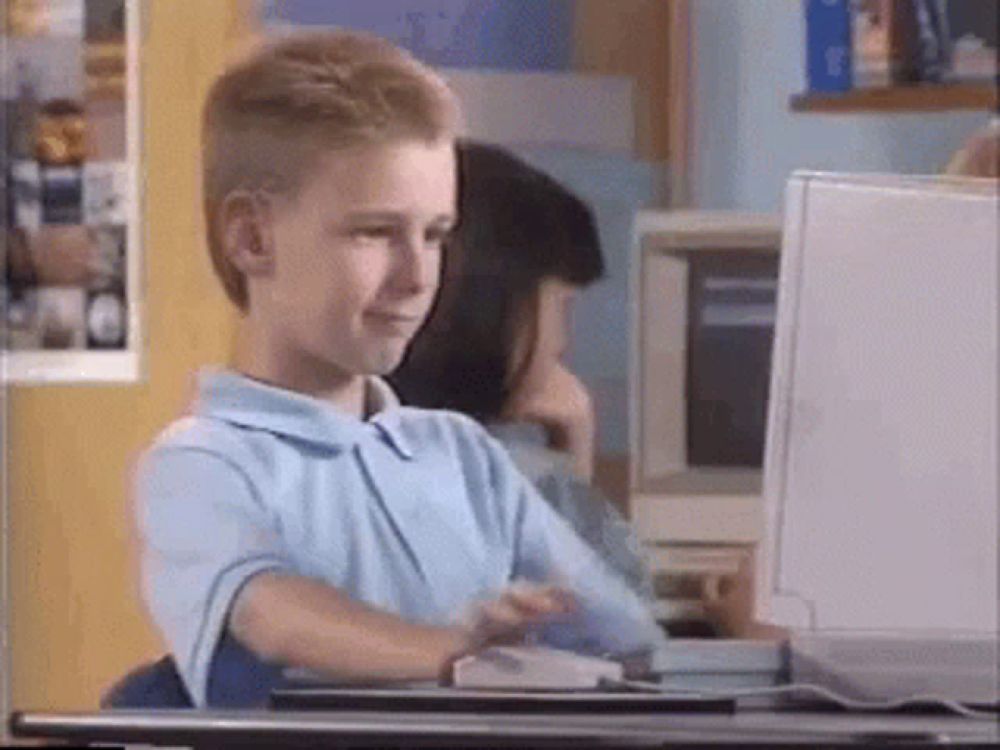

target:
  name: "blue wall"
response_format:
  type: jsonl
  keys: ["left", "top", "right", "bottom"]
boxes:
{"left": 262, "top": 0, "right": 574, "bottom": 71}
{"left": 691, "top": 0, "right": 991, "bottom": 211}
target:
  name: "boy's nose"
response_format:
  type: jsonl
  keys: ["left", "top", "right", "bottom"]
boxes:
{"left": 392, "top": 232, "right": 438, "bottom": 293}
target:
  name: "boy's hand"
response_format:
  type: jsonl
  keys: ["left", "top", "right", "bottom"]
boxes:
{"left": 455, "top": 582, "right": 576, "bottom": 651}
{"left": 439, "top": 582, "right": 575, "bottom": 683}
{"left": 504, "top": 363, "right": 596, "bottom": 481}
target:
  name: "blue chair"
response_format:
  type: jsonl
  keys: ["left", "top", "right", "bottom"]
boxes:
{"left": 205, "top": 634, "right": 284, "bottom": 707}
{"left": 101, "top": 656, "right": 192, "bottom": 709}
{"left": 102, "top": 635, "right": 283, "bottom": 709}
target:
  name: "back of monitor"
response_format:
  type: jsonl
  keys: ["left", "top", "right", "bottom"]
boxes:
{"left": 760, "top": 173, "right": 998, "bottom": 636}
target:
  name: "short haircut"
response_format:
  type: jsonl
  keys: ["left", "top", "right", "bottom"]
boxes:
{"left": 202, "top": 31, "right": 461, "bottom": 310}
{"left": 390, "top": 141, "right": 605, "bottom": 422}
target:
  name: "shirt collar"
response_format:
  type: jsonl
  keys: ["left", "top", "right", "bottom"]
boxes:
{"left": 194, "top": 369, "right": 415, "bottom": 459}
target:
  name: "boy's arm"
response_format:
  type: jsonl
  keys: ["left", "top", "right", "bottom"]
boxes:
{"left": 480, "top": 435, "right": 667, "bottom": 656}
{"left": 533, "top": 470, "right": 656, "bottom": 605}
{"left": 514, "top": 500, "right": 668, "bottom": 656}
{"left": 137, "top": 442, "right": 572, "bottom": 703}
{"left": 229, "top": 572, "right": 464, "bottom": 683}
{"left": 230, "top": 571, "right": 575, "bottom": 683}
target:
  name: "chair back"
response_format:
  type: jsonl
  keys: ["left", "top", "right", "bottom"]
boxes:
{"left": 101, "top": 656, "right": 192, "bottom": 709}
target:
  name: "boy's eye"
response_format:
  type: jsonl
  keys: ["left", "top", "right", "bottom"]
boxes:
{"left": 425, "top": 226, "right": 454, "bottom": 247}
{"left": 347, "top": 224, "right": 454, "bottom": 248}
{"left": 350, "top": 226, "right": 395, "bottom": 242}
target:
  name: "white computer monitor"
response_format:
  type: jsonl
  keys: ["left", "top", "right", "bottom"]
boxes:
{"left": 759, "top": 172, "right": 998, "bottom": 638}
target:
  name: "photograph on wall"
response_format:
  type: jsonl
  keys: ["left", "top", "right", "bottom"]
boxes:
{"left": 2, "top": 0, "right": 140, "bottom": 382}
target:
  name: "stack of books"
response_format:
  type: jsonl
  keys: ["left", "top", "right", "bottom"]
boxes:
{"left": 804, "top": 0, "right": 997, "bottom": 94}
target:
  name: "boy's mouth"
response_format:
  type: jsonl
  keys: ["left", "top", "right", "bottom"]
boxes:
{"left": 366, "top": 310, "right": 421, "bottom": 322}
{"left": 364, "top": 310, "right": 422, "bottom": 335}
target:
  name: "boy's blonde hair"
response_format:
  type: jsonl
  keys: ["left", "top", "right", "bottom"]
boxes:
{"left": 202, "top": 31, "right": 461, "bottom": 310}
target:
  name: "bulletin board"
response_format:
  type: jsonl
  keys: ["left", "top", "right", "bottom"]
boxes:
{"left": 2, "top": 0, "right": 142, "bottom": 383}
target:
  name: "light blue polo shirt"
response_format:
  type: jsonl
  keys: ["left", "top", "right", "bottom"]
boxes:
{"left": 135, "top": 369, "right": 666, "bottom": 706}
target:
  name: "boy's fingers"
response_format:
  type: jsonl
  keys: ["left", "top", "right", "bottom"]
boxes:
{"left": 461, "top": 583, "right": 578, "bottom": 648}
{"left": 474, "top": 602, "right": 532, "bottom": 645}
{"left": 480, "top": 599, "right": 529, "bottom": 628}
{"left": 479, "top": 591, "right": 567, "bottom": 629}
{"left": 503, "top": 589, "right": 566, "bottom": 617}
{"left": 540, "top": 585, "right": 577, "bottom": 612}
{"left": 506, "top": 582, "right": 576, "bottom": 614}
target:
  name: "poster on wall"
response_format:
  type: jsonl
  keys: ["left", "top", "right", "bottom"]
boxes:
{"left": 1, "top": 0, "right": 141, "bottom": 383}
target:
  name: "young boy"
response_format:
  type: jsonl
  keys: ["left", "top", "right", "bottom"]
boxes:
{"left": 135, "top": 31, "right": 666, "bottom": 708}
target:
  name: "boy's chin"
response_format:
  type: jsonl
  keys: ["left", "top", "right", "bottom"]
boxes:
{"left": 361, "top": 346, "right": 409, "bottom": 377}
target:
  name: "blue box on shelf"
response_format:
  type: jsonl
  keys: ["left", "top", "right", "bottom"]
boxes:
{"left": 804, "top": 0, "right": 854, "bottom": 92}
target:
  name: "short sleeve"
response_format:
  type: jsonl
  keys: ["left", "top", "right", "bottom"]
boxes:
{"left": 481, "top": 437, "right": 668, "bottom": 656}
{"left": 135, "top": 446, "right": 293, "bottom": 706}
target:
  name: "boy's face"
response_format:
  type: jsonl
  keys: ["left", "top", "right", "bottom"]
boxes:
{"left": 258, "top": 139, "right": 457, "bottom": 380}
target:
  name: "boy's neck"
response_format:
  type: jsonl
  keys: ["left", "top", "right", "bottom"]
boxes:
{"left": 232, "top": 331, "right": 368, "bottom": 418}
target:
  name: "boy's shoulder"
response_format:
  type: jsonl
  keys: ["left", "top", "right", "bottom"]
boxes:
{"left": 150, "top": 413, "right": 237, "bottom": 451}
{"left": 143, "top": 413, "right": 266, "bottom": 471}
{"left": 391, "top": 405, "right": 499, "bottom": 455}
{"left": 142, "top": 403, "right": 520, "bottom": 487}
{"left": 393, "top": 404, "right": 480, "bottom": 434}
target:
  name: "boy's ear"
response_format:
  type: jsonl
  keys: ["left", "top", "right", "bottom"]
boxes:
{"left": 219, "top": 190, "right": 275, "bottom": 277}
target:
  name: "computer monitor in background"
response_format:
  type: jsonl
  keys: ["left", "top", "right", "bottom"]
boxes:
{"left": 629, "top": 211, "right": 783, "bottom": 626}
{"left": 759, "top": 172, "right": 998, "bottom": 703}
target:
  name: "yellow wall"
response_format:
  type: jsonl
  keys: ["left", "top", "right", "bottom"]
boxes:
{"left": 7, "top": 0, "right": 257, "bottom": 710}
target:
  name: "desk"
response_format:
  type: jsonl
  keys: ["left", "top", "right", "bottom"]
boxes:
{"left": 11, "top": 708, "right": 1000, "bottom": 748}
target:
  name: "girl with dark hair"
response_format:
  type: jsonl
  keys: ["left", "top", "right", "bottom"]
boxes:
{"left": 391, "top": 141, "right": 654, "bottom": 602}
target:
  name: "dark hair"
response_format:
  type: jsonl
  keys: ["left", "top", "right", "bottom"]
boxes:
{"left": 389, "top": 140, "right": 604, "bottom": 422}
